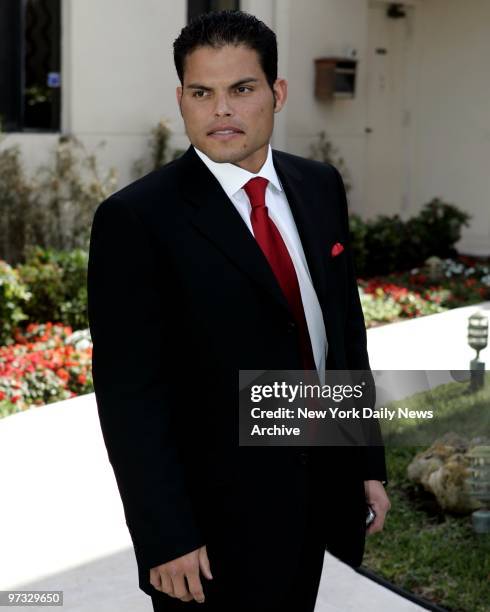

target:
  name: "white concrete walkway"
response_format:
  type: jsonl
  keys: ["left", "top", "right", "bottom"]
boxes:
{"left": 367, "top": 300, "right": 490, "bottom": 370}
{"left": 1, "top": 301, "right": 488, "bottom": 610}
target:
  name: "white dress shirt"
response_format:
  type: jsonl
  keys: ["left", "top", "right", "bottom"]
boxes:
{"left": 193, "top": 144, "right": 328, "bottom": 381}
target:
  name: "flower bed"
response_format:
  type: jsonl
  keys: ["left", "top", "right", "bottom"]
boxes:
{"left": 0, "top": 322, "right": 93, "bottom": 418}
{"left": 360, "top": 256, "right": 490, "bottom": 328}
{"left": 1, "top": 256, "right": 489, "bottom": 417}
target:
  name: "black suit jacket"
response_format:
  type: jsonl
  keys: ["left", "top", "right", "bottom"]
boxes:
{"left": 87, "top": 144, "right": 387, "bottom": 598}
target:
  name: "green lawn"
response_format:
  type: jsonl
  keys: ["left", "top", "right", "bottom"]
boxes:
{"left": 364, "top": 375, "right": 489, "bottom": 611}
{"left": 363, "top": 448, "right": 490, "bottom": 611}
{"left": 380, "top": 372, "right": 490, "bottom": 447}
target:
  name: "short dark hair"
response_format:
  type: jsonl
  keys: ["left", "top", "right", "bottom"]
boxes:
{"left": 173, "top": 10, "right": 278, "bottom": 91}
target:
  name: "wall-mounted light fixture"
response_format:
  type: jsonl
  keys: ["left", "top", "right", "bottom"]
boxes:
{"left": 314, "top": 57, "right": 358, "bottom": 101}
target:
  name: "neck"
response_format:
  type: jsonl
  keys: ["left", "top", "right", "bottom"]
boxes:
{"left": 233, "top": 144, "right": 269, "bottom": 174}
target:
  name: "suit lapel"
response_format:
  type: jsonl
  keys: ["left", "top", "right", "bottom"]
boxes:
{"left": 177, "top": 145, "right": 338, "bottom": 331}
{"left": 178, "top": 146, "right": 293, "bottom": 317}
{"left": 272, "top": 151, "right": 346, "bottom": 368}
{"left": 271, "top": 151, "right": 329, "bottom": 311}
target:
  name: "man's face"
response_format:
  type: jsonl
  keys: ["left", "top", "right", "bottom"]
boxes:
{"left": 176, "top": 44, "right": 287, "bottom": 173}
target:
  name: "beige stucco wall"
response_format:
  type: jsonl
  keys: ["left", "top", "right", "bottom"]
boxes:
{"left": 1, "top": 0, "right": 189, "bottom": 186}
{"left": 408, "top": 0, "right": 490, "bottom": 254}
{"left": 284, "top": 0, "right": 369, "bottom": 210}
{"left": 282, "top": 0, "right": 489, "bottom": 254}
{"left": 64, "top": 0, "right": 188, "bottom": 183}
{"left": 1, "top": 0, "right": 488, "bottom": 254}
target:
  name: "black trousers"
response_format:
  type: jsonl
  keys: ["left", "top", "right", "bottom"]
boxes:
{"left": 151, "top": 523, "right": 325, "bottom": 611}
{"left": 149, "top": 454, "right": 334, "bottom": 612}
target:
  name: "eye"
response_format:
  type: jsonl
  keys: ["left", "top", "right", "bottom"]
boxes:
{"left": 236, "top": 86, "right": 253, "bottom": 93}
{"left": 192, "top": 90, "right": 207, "bottom": 98}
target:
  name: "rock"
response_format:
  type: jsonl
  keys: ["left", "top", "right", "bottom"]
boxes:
{"left": 407, "top": 433, "right": 484, "bottom": 514}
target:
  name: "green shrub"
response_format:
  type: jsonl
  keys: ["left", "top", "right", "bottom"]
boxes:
{"left": 16, "top": 259, "right": 64, "bottom": 325}
{"left": 407, "top": 198, "right": 471, "bottom": 261}
{"left": 363, "top": 214, "right": 406, "bottom": 276}
{"left": 0, "top": 145, "right": 36, "bottom": 265}
{"left": 132, "top": 119, "right": 173, "bottom": 179}
{"left": 0, "top": 260, "right": 31, "bottom": 345}
{"left": 54, "top": 249, "right": 88, "bottom": 329}
{"left": 17, "top": 247, "right": 88, "bottom": 330}
{"left": 348, "top": 213, "right": 368, "bottom": 275}
{"left": 34, "top": 135, "right": 117, "bottom": 252}
{"left": 351, "top": 199, "right": 472, "bottom": 277}
{"left": 0, "top": 135, "right": 117, "bottom": 265}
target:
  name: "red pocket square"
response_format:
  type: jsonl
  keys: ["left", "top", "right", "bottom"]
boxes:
{"left": 331, "top": 242, "right": 344, "bottom": 257}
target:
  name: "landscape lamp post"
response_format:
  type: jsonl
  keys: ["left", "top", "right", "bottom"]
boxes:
{"left": 466, "top": 446, "right": 490, "bottom": 533}
{"left": 467, "top": 311, "right": 488, "bottom": 391}
{"left": 425, "top": 255, "right": 443, "bottom": 281}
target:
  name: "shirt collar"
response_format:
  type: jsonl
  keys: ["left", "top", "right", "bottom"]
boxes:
{"left": 192, "top": 143, "right": 283, "bottom": 199}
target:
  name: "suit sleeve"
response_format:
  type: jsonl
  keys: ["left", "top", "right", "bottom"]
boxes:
{"left": 330, "top": 166, "right": 388, "bottom": 485}
{"left": 87, "top": 195, "right": 205, "bottom": 570}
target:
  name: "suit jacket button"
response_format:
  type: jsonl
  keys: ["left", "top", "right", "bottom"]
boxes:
{"left": 287, "top": 321, "right": 296, "bottom": 333}
{"left": 299, "top": 451, "right": 309, "bottom": 465}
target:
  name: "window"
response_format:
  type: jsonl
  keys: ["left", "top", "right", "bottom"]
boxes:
{"left": 188, "top": 0, "right": 240, "bottom": 24}
{"left": 0, "top": 0, "right": 61, "bottom": 132}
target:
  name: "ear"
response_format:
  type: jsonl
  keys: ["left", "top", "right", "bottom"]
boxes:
{"left": 176, "top": 85, "right": 183, "bottom": 106}
{"left": 272, "top": 78, "right": 288, "bottom": 113}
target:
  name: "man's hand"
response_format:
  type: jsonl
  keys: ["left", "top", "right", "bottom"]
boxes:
{"left": 149, "top": 545, "right": 213, "bottom": 603}
{"left": 364, "top": 480, "right": 391, "bottom": 535}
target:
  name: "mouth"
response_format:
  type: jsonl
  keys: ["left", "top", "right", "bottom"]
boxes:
{"left": 207, "top": 128, "right": 245, "bottom": 141}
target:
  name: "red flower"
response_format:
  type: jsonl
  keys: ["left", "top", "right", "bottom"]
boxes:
{"left": 56, "top": 368, "right": 70, "bottom": 381}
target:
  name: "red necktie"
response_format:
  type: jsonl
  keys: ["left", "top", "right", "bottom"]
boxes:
{"left": 243, "top": 177, "right": 316, "bottom": 371}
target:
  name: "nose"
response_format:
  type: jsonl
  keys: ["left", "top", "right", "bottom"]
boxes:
{"left": 213, "top": 91, "right": 233, "bottom": 117}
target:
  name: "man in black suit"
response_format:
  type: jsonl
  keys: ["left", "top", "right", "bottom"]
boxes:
{"left": 87, "top": 10, "right": 390, "bottom": 612}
